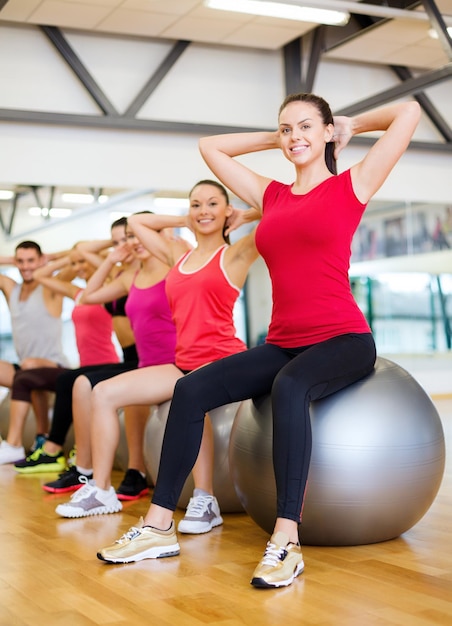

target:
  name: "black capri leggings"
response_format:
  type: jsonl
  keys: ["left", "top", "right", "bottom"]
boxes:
{"left": 48, "top": 360, "right": 139, "bottom": 446}
{"left": 152, "top": 332, "right": 376, "bottom": 524}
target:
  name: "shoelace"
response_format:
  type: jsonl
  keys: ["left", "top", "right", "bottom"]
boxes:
{"left": 185, "top": 495, "right": 212, "bottom": 516}
{"left": 69, "top": 476, "right": 93, "bottom": 502}
{"left": 260, "top": 542, "right": 288, "bottom": 567}
{"left": 27, "top": 448, "right": 44, "bottom": 461}
{"left": 116, "top": 525, "right": 142, "bottom": 544}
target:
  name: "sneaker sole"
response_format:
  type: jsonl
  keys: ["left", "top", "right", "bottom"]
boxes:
{"left": 116, "top": 487, "right": 149, "bottom": 501}
{"left": 177, "top": 515, "right": 223, "bottom": 535}
{"left": 42, "top": 483, "right": 83, "bottom": 494}
{"left": 55, "top": 503, "right": 123, "bottom": 518}
{"left": 97, "top": 543, "right": 181, "bottom": 564}
{"left": 250, "top": 561, "right": 305, "bottom": 589}
{"left": 15, "top": 462, "right": 66, "bottom": 474}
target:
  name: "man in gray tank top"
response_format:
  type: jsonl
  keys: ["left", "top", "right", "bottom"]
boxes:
{"left": 0, "top": 240, "right": 69, "bottom": 464}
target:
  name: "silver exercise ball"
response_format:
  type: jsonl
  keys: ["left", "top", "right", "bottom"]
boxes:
{"left": 144, "top": 400, "right": 244, "bottom": 513}
{"left": 229, "top": 357, "right": 445, "bottom": 546}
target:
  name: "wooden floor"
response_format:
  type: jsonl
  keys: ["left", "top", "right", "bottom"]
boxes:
{"left": 1, "top": 399, "right": 451, "bottom": 626}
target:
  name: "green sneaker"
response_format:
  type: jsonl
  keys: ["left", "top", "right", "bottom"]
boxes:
{"left": 14, "top": 447, "right": 66, "bottom": 474}
{"left": 97, "top": 518, "right": 180, "bottom": 564}
{"left": 250, "top": 531, "right": 304, "bottom": 589}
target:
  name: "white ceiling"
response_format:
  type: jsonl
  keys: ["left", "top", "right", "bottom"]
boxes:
{"left": 1, "top": 0, "right": 451, "bottom": 70}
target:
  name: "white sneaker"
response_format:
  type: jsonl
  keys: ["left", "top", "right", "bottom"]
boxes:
{"left": 55, "top": 478, "right": 123, "bottom": 518}
{"left": 0, "top": 440, "right": 25, "bottom": 465}
{"left": 177, "top": 489, "right": 223, "bottom": 534}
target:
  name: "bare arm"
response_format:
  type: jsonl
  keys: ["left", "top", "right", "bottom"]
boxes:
{"left": 0, "top": 255, "right": 15, "bottom": 266}
{"left": 224, "top": 206, "right": 261, "bottom": 237}
{"left": 127, "top": 213, "right": 191, "bottom": 266}
{"left": 81, "top": 247, "right": 130, "bottom": 304}
{"left": 224, "top": 226, "right": 259, "bottom": 289}
{"left": 76, "top": 239, "right": 112, "bottom": 269}
{"left": 199, "top": 132, "right": 278, "bottom": 212}
{"left": 0, "top": 273, "right": 16, "bottom": 302}
{"left": 33, "top": 255, "right": 79, "bottom": 300}
{"left": 333, "top": 101, "right": 421, "bottom": 204}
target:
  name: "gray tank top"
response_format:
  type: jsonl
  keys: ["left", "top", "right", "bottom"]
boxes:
{"left": 9, "top": 283, "right": 69, "bottom": 366}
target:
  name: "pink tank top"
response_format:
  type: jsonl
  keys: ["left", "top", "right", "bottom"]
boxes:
{"left": 165, "top": 245, "right": 246, "bottom": 371}
{"left": 71, "top": 290, "right": 119, "bottom": 366}
{"left": 125, "top": 278, "right": 176, "bottom": 367}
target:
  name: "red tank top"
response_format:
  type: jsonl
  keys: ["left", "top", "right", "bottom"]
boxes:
{"left": 255, "top": 170, "right": 371, "bottom": 347}
{"left": 165, "top": 245, "right": 246, "bottom": 371}
{"left": 72, "top": 290, "right": 119, "bottom": 366}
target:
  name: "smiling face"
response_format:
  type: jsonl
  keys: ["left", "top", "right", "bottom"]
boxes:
{"left": 278, "top": 100, "right": 334, "bottom": 168}
{"left": 125, "top": 225, "right": 151, "bottom": 260}
{"left": 69, "top": 250, "right": 93, "bottom": 280}
{"left": 188, "top": 183, "right": 232, "bottom": 240}
{"left": 15, "top": 246, "right": 43, "bottom": 284}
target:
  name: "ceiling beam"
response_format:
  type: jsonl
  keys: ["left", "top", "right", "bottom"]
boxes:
{"left": 283, "top": 38, "right": 303, "bottom": 94}
{"left": 40, "top": 25, "right": 119, "bottom": 117}
{"left": 124, "top": 40, "right": 191, "bottom": 117}
{"left": 4, "top": 188, "right": 156, "bottom": 242}
{"left": 391, "top": 65, "right": 452, "bottom": 142}
{"left": 421, "top": 0, "right": 452, "bottom": 60}
{"left": 0, "top": 106, "right": 450, "bottom": 153}
{"left": 335, "top": 64, "right": 452, "bottom": 115}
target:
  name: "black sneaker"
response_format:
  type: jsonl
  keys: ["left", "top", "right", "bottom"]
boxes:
{"left": 42, "top": 466, "right": 93, "bottom": 494}
{"left": 116, "top": 469, "right": 149, "bottom": 501}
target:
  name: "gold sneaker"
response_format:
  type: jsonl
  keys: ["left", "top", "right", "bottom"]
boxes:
{"left": 251, "top": 531, "right": 304, "bottom": 588}
{"left": 97, "top": 517, "right": 180, "bottom": 564}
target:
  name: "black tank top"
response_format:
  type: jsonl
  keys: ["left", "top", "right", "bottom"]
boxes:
{"left": 104, "top": 294, "right": 128, "bottom": 317}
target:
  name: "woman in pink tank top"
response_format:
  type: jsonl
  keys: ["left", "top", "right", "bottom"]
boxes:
{"left": 55, "top": 180, "right": 259, "bottom": 527}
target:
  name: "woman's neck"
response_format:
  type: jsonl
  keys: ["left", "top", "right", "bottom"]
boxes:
{"left": 292, "top": 163, "right": 333, "bottom": 195}
{"left": 193, "top": 233, "right": 227, "bottom": 256}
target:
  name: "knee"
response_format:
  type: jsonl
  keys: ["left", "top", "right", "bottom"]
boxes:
{"left": 73, "top": 375, "right": 91, "bottom": 395}
{"left": 173, "top": 374, "right": 198, "bottom": 403}
{"left": 91, "top": 379, "right": 115, "bottom": 408}
{"left": 271, "top": 370, "right": 315, "bottom": 413}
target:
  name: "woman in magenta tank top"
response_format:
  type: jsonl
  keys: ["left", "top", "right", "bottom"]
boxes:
{"left": 55, "top": 181, "right": 259, "bottom": 527}
{"left": 95, "top": 95, "right": 420, "bottom": 587}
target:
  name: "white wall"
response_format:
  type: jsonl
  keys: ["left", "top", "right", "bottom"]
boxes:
{"left": 1, "top": 23, "right": 451, "bottom": 358}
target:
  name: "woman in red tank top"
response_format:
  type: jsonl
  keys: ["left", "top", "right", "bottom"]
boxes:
{"left": 96, "top": 95, "right": 420, "bottom": 588}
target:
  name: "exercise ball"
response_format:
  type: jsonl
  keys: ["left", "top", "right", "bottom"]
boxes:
{"left": 144, "top": 400, "right": 244, "bottom": 513}
{"left": 229, "top": 357, "right": 445, "bottom": 546}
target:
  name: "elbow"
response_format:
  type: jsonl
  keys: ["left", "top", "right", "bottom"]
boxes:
{"left": 406, "top": 100, "right": 421, "bottom": 122}
{"left": 199, "top": 136, "right": 210, "bottom": 157}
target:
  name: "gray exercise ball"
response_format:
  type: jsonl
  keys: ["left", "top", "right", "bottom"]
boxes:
{"left": 229, "top": 357, "right": 446, "bottom": 546}
{"left": 144, "top": 400, "right": 244, "bottom": 513}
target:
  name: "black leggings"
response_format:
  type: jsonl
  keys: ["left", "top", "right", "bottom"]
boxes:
{"left": 48, "top": 360, "right": 139, "bottom": 445}
{"left": 152, "top": 333, "right": 376, "bottom": 524}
